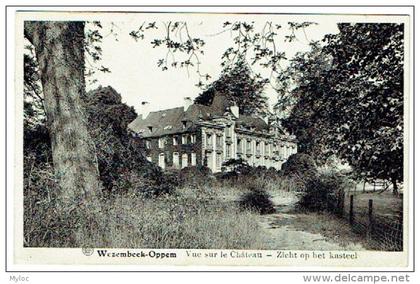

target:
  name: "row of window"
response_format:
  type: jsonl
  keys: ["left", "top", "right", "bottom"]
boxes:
{"left": 203, "top": 132, "right": 296, "bottom": 160}
{"left": 205, "top": 152, "right": 223, "bottom": 170}
{"left": 205, "top": 149, "right": 290, "bottom": 171}
{"left": 154, "top": 152, "right": 197, "bottom": 169}
{"left": 172, "top": 152, "right": 197, "bottom": 169}
{"left": 146, "top": 134, "right": 197, "bottom": 149}
{"left": 205, "top": 133, "right": 223, "bottom": 147}
{"left": 236, "top": 138, "right": 296, "bottom": 157}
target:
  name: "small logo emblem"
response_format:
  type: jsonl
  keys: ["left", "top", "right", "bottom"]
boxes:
{"left": 82, "top": 248, "right": 94, "bottom": 256}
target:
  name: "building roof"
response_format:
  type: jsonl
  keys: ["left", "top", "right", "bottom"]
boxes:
{"left": 235, "top": 115, "right": 268, "bottom": 132}
{"left": 128, "top": 93, "right": 269, "bottom": 138}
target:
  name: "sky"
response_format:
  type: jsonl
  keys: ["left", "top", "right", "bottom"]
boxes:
{"left": 86, "top": 14, "right": 340, "bottom": 115}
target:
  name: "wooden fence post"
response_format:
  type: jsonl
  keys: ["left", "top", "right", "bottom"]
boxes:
{"left": 367, "top": 199, "right": 373, "bottom": 239}
{"left": 349, "top": 195, "right": 354, "bottom": 225}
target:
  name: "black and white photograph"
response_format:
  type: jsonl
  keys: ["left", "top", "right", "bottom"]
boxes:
{"left": 7, "top": 6, "right": 413, "bottom": 270}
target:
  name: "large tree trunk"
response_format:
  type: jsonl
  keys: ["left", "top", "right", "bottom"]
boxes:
{"left": 24, "top": 21, "right": 101, "bottom": 209}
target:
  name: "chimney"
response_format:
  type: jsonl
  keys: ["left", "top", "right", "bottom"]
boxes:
{"left": 184, "top": 97, "right": 193, "bottom": 111}
{"left": 230, "top": 103, "right": 239, "bottom": 118}
{"left": 140, "top": 101, "right": 150, "bottom": 119}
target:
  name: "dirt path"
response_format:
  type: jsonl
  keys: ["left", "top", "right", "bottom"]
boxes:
{"left": 259, "top": 192, "right": 366, "bottom": 250}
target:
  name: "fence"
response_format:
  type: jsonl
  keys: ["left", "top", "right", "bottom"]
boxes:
{"left": 348, "top": 180, "right": 390, "bottom": 194}
{"left": 337, "top": 193, "right": 403, "bottom": 251}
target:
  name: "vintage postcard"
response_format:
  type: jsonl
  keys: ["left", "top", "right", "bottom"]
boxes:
{"left": 8, "top": 6, "right": 413, "bottom": 270}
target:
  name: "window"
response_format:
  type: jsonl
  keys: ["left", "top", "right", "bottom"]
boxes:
{"left": 158, "top": 138, "right": 165, "bottom": 149}
{"left": 247, "top": 140, "right": 252, "bottom": 152}
{"left": 145, "top": 140, "right": 151, "bottom": 149}
{"left": 191, "top": 153, "right": 196, "bottom": 166}
{"left": 216, "top": 135, "right": 222, "bottom": 147}
{"left": 190, "top": 134, "right": 196, "bottom": 143}
{"left": 148, "top": 126, "right": 153, "bottom": 133}
{"left": 173, "top": 136, "right": 178, "bottom": 145}
{"left": 216, "top": 153, "right": 222, "bottom": 169}
{"left": 224, "top": 126, "right": 231, "bottom": 138}
{"left": 280, "top": 145, "right": 285, "bottom": 159}
{"left": 158, "top": 153, "right": 165, "bottom": 169}
{"left": 205, "top": 152, "right": 213, "bottom": 169}
{"left": 237, "top": 139, "right": 242, "bottom": 153}
{"left": 226, "top": 144, "right": 231, "bottom": 158}
{"left": 206, "top": 133, "right": 213, "bottom": 147}
{"left": 182, "top": 121, "right": 187, "bottom": 129}
{"left": 146, "top": 156, "right": 152, "bottom": 162}
{"left": 182, "top": 135, "right": 188, "bottom": 144}
{"left": 173, "top": 152, "right": 180, "bottom": 169}
{"left": 256, "top": 141, "right": 261, "bottom": 153}
{"left": 181, "top": 154, "right": 188, "bottom": 168}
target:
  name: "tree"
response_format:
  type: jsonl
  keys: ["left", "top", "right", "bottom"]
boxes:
{"left": 22, "top": 19, "right": 318, "bottom": 246}
{"left": 279, "top": 43, "right": 333, "bottom": 157}
{"left": 194, "top": 56, "right": 269, "bottom": 116}
{"left": 23, "top": 19, "right": 318, "bottom": 201}
{"left": 282, "top": 23, "right": 404, "bottom": 194}
{"left": 24, "top": 22, "right": 101, "bottom": 208}
{"left": 23, "top": 20, "right": 314, "bottom": 202}
{"left": 83, "top": 86, "right": 173, "bottom": 196}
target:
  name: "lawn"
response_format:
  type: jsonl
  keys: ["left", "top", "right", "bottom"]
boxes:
{"left": 343, "top": 191, "right": 403, "bottom": 220}
{"left": 341, "top": 191, "right": 403, "bottom": 251}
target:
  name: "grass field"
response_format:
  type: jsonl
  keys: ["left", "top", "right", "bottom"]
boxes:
{"left": 344, "top": 191, "right": 403, "bottom": 220}
{"left": 341, "top": 191, "right": 403, "bottom": 251}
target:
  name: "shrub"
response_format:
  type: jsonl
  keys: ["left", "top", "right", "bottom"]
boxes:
{"left": 276, "top": 174, "right": 306, "bottom": 192}
{"left": 118, "top": 165, "right": 181, "bottom": 198}
{"left": 24, "top": 86, "right": 175, "bottom": 199}
{"left": 220, "top": 158, "right": 253, "bottom": 179}
{"left": 178, "top": 165, "right": 213, "bottom": 187}
{"left": 84, "top": 86, "right": 175, "bottom": 196}
{"left": 281, "top": 153, "right": 318, "bottom": 180}
{"left": 239, "top": 186, "right": 275, "bottom": 215}
{"left": 218, "top": 159, "right": 285, "bottom": 191}
{"left": 297, "top": 173, "right": 346, "bottom": 213}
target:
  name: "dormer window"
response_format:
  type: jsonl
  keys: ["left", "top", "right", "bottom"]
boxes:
{"left": 182, "top": 134, "right": 188, "bottom": 144}
{"left": 158, "top": 138, "right": 165, "bottom": 149}
{"left": 182, "top": 121, "right": 187, "bottom": 129}
{"left": 148, "top": 126, "right": 153, "bottom": 133}
{"left": 145, "top": 140, "right": 151, "bottom": 149}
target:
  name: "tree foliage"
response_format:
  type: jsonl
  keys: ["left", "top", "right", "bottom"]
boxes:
{"left": 129, "top": 21, "right": 315, "bottom": 89}
{"left": 282, "top": 23, "right": 404, "bottom": 192}
{"left": 194, "top": 56, "right": 269, "bottom": 116}
{"left": 82, "top": 86, "right": 175, "bottom": 196}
